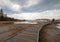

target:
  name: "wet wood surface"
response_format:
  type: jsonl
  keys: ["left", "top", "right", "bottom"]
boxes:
{"left": 3, "top": 22, "right": 46, "bottom": 42}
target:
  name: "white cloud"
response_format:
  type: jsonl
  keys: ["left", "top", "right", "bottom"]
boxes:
{"left": 24, "top": 0, "right": 41, "bottom": 7}
{"left": 7, "top": 13, "right": 39, "bottom": 20}
{"left": 7, "top": 10, "right": 60, "bottom": 20}
{"left": 39, "top": 10, "right": 60, "bottom": 19}
{"left": 11, "top": 4, "right": 22, "bottom": 11}
{"left": 0, "top": 0, "right": 22, "bottom": 12}
{"left": 0, "top": 0, "right": 41, "bottom": 12}
{"left": 0, "top": 0, "right": 12, "bottom": 7}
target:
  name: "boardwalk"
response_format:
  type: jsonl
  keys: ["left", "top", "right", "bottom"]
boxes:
{"left": 0, "top": 24, "right": 24, "bottom": 42}
{"left": 3, "top": 22, "right": 46, "bottom": 42}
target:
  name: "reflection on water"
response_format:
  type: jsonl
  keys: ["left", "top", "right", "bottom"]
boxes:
{"left": 14, "top": 21, "right": 38, "bottom": 24}
{"left": 56, "top": 23, "right": 60, "bottom": 29}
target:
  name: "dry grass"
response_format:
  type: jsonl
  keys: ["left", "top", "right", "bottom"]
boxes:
{"left": 0, "top": 21, "right": 14, "bottom": 26}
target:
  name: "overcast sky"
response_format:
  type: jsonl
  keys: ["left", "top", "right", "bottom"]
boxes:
{"left": 0, "top": 0, "right": 60, "bottom": 20}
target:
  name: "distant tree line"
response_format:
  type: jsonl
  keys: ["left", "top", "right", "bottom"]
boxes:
{"left": 0, "top": 16, "right": 16, "bottom": 21}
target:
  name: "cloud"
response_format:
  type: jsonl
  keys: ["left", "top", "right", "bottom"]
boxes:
{"left": 42, "top": 0, "right": 60, "bottom": 10}
{"left": 39, "top": 10, "right": 60, "bottom": 19}
{"left": 52, "top": 3, "right": 60, "bottom": 9}
{"left": 21, "top": 0, "right": 60, "bottom": 12}
{"left": 11, "top": 4, "right": 22, "bottom": 11}
{"left": 0, "top": 0, "right": 12, "bottom": 7}
{"left": 7, "top": 13, "right": 39, "bottom": 20}
{"left": 0, "top": 0, "right": 22, "bottom": 12}
{"left": 0, "top": 0, "right": 60, "bottom": 13}
{"left": 23, "top": 0, "right": 41, "bottom": 7}
{"left": 7, "top": 10, "right": 60, "bottom": 20}
{"left": 0, "top": 0, "right": 41, "bottom": 12}
{"left": 11, "top": 0, "right": 42, "bottom": 7}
